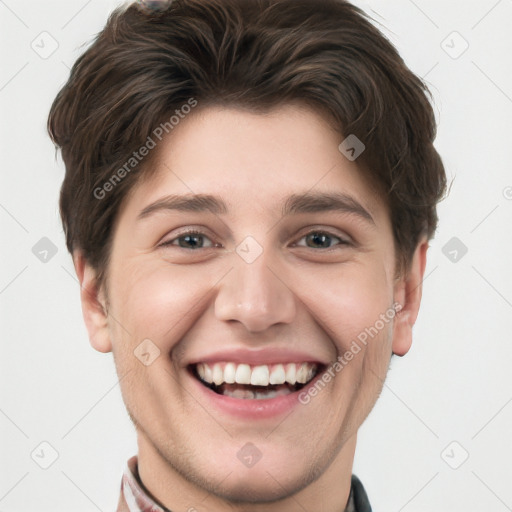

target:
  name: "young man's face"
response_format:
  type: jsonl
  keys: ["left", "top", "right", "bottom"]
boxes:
{"left": 77, "top": 104, "right": 426, "bottom": 508}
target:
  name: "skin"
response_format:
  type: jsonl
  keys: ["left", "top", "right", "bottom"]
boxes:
{"left": 74, "top": 104, "right": 427, "bottom": 511}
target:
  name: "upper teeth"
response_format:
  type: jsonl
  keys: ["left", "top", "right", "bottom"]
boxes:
{"left": 196, "top": 362, "right": 318, "bottom": 386}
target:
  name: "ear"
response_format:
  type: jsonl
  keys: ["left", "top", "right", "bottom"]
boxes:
{"left": 72, "top": 250, "right": 112, "bottom": 353}
{"left": 392, "top": 238, "right": 428, "bottom": 357}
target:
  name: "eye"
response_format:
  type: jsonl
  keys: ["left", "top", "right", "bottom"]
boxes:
{"left": 158, "top": 228, "right": 350, "bottom": 251}
{"left": 295, "top": 230, "right": 349, "bottom": 250}
{"left": 160, "top": 230, "right": 217, "bottom": 250}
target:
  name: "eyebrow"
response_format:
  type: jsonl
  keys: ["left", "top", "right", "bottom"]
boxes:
{"left": 282, "top": 192, "right": 374, "bottom": 224}
{"left": 137, "top": 194, "right": 228, "bottom": 219}
{"left": 137, "top": 192, "right": 374, "bottom": 224}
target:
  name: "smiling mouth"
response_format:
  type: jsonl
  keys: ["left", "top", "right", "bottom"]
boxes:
{"left": 190, "top": 362, "right": 322, "bottom": 400}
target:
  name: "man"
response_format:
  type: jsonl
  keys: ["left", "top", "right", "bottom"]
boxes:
{"left": 48, "top": 0, "right": 446, "bottom": 510}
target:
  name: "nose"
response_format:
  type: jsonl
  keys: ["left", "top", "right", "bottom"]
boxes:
{"left": 214, "top": 253, "right": 296, "bottom": 333}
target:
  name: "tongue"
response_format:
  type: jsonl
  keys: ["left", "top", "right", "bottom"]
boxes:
{"left": 219, "top": 383, "right": 294, "bottom": 400}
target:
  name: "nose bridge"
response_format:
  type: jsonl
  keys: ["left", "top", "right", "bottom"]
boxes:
{"left": 214, "top": 244, "right": 296, "bottom": 333}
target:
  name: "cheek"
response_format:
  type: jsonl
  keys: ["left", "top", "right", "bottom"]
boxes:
{"left": 295, "top": 260, "right": 394, "bottom": 351}
{"left": 108, "top": 260, "right": 222, "bottom": 349}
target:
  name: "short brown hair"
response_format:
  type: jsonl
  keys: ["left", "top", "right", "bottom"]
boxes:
{"left": 48, "top": 0, "right": 446, "bottom": 289}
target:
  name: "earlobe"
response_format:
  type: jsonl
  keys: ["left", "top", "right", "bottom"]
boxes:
{"left": 392, "top": 239, "right": 428, "bottom": 357}
{"left": 73, "top": 251, "right": 112, "bottom": 353}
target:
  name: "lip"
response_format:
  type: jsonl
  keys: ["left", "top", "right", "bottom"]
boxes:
{"left": 186, "top": 347, "right": 329, "bottom": 367}
{"left": 187, "top": 363, "right": 326, "bottom": 420}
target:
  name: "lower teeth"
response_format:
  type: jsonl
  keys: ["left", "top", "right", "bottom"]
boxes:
{"left": 222, "top": 386, "right": 293, "bottom": 400}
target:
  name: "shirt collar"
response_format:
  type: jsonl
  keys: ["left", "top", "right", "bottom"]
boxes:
{"left": 117, "top": 456, "right": 372, "bottom": 512}
{"left": 117, "top": 456, "right": 167, "bottom": 512}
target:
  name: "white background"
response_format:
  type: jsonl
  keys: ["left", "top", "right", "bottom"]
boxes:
{"left": 0, "top": 0, "right": 511, "bottom": 510}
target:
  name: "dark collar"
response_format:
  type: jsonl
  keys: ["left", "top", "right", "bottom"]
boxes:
{"left": 346, "top": 474, "right": 373, "bottom": 512}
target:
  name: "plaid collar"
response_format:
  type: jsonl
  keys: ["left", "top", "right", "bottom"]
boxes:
{"left": 116, "top": 456, "right": 166, "bottom": 512}
{"left": 117, "top": 456, "right": 372, "bottom": 512}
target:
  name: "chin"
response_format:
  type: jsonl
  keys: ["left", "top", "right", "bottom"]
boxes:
{"left": 193, "top": 450, "right": 324, "bottom": 505}
{"left": 210, "top": 470, "right": 309, "bottom": 505}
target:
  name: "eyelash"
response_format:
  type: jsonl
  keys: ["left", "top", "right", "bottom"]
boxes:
{"left": 159, "top": 228, "right": 351, "bottom": 251}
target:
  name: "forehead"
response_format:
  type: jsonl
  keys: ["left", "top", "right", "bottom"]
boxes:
{"left": 120, "top": 104, "right": 388, "bottom": 224}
